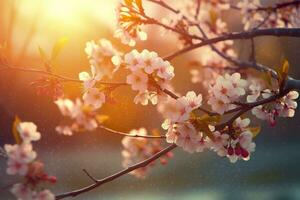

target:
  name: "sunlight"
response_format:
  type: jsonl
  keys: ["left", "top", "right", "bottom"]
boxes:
{"left": 41, "top": 0, "right": 117, "bottom": 26}
{"left": 11, "top": 0, "right": 118, "bottom": 58}
{"left": 25, "top": 0, "right": 118, "bottom": 27}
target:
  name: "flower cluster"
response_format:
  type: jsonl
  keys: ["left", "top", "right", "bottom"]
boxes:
{"left": 125, "top": 49, "right": 175, "bottom": 105}
{"left": 159, "top": 91, "right": 205, "bottom": 153}
{"left": 158, "top": 90, "right": 257, "bottom": 162}
{"left": 208, "top": 73, "right": 247, "bottom": 114}
{"left": 115, "top": 0, "right": 147, "bottom": 46}
{"left": 79, "top": 39, "right": 123, "bottom": 111}
{"left": 84, "top": 39, "right": 121, "bottom": 79}
{"left": 55, "top": 98, "right": 104, "bottom": 135}
{"left": 121, "top": 128, "right": 172, "bottom": 178}
{"left": 237, "top": 0, "right": 300, "bottom": 30}
{"left": 250, "top": 89, "right": 299, "bottom": 126}
{"left": 209, "top": 118, "right": 256, "bottom": 163}
{"left": 4, "top": 121, "right": 56, "bottom": 200}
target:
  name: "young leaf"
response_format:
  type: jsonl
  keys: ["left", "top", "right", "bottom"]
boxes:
{"left": 276, "top": 59, "right": 290, "bottom": 90}
{"left": 51, "top": 37, "right": 69, "bottom": 61}
{"left": 249, "top": 126, "right": 261, "bottom": 138}
{"left": 12, "top": 116, "right": 22, "bottom": 144}
{"left": 96, "top": 115, "right": 109, "bottom": 123}
{"left": 281, "top": 59, "right": 289, "bottom": 82}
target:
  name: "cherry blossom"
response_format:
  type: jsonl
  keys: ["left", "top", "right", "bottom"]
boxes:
{"left": 126, "top": 69, "right": 148, "bottom": 92}
{"left": 3, "top": 0, "right": 300, "bottom": 199}
{"left": 17, "top": 122, "right": 41, "bottom": 143}
{"left": 251, "top": 90, "right": 299, "bottom": 125}
{"left": 6, "top": 158, "right": 29, "bottom": 176}
{"left": 11, "top": 183, "right": 33, "bottom": 200}
{"left": 55, "top": 98, "right": 99, "bottom": 135}
{"left": 159, "top": 97, "right": 188, "bottom": 123}
{"left": 5, "top": 144, "right": 37, "bottom": 174}
{"left": 34, "top": 189, "right": 55, "bottom": 200}
{"left": 85, "top": 39, "right": 121, "bottom": 79}
{"left": 208, "top": 73, "right": 247, "bottom": 114}
{"left": 207, "top": 118, "right": 256, "bottom": 162}
{"left": 178, "top": 91, "right": 203, "bottom": 111}
{"left": 159, "top": 91, "right": 208, "bottom": 153}
{"left": 82, "top": 88, "right": 106, "bottom": 109}
{"left": 124, "top": 49, "right": 175, "bottom": 105}
{"left": 124, "top": 49, "right": 143, "bottom": 71}
{"left": 173, "top": 123, "right": 207, "bottom": 153}
{"left": 78, "top": 66, "right": 100, "bottom": 91}
{"left": 208, "top": 130, "right": 229, "bottom": 157}
{"left": 226, "top": 131, "right": 256, "bottom": 163}
{"left": 3, "top": 121, "right": 56, "bottom": 200}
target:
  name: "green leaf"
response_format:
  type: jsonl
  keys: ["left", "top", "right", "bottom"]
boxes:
{"left": 51, "top": 37, "right": 69, "bottom": 61}
{"left": 12, "top": 116, "right": 22, "bottom": 144}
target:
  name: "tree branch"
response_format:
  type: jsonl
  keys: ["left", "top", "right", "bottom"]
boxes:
{"left": 216, "top": 89, "right": 291, "bottom": 130}
{"left": 164, "top": 28, "right": 300, "bottom": 61}
{"left": 55, "top": 144, "right": 177, "bottom": 200}
{"left": 256, "top": 0, "right": 300, "bottom": 11}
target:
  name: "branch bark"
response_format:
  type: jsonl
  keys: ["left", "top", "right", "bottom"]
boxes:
{"left": 164, "top": 28, "right": 300, "bottom": 61}
{"left": 55, "top": 144, "right": 177, "bottom": 200}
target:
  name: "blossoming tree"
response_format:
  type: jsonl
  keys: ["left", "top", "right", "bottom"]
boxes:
{"left": 1, "top": 0, "right": 300, "bottom": 199}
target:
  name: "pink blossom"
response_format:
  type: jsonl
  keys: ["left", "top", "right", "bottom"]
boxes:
{"left": 17, "top": 122, "right": 41, "bottom": 143}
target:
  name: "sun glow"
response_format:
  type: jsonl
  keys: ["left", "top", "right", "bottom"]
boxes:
{"left": 11, "top": 0, "right": 118, "bottom": 57}
{"left": 22, "top": 0, "right": 118, "bottom": 26}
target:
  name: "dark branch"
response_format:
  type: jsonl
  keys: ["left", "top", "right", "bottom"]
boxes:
{"left": 82, "top": 169, "right": 98, "bottom": 183}
{"left": 164, "top": 28, "right": 300, "bottom": 61}
{"left": 55, "top": 144, "right": 177, "bottom": 199}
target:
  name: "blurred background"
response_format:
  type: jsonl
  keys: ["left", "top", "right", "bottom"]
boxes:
{"left": 0, "top": 0, "right": 300, "bottom": 199}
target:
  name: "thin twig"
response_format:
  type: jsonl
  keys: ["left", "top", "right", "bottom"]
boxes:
{"left": 98, "top": 125, "right": 166, "bottom": 139}
{"left": 82, "top": 169, "right": 98, "bottom": 183}
{"left": 0, "top": 65, "right": 128, "bottom": 86}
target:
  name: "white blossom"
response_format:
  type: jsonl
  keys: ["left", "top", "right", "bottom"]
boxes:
{"left": 17, "top": 122, "right": 41, "bottom": 143}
